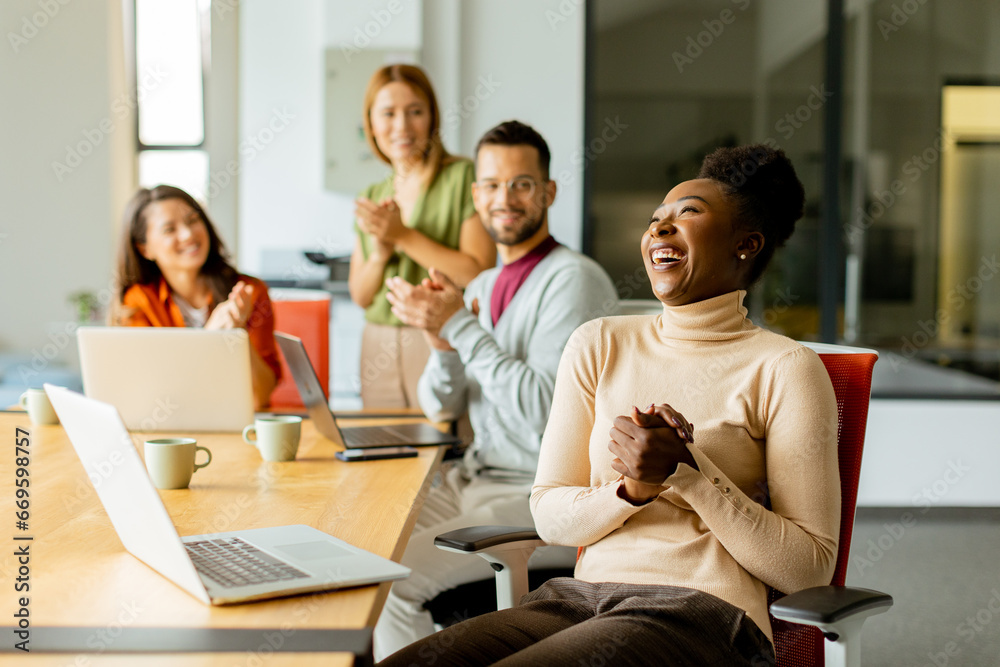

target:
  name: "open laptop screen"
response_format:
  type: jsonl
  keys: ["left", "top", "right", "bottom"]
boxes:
{"left": 77, "top": 327, "right": 254, "bottom": 432}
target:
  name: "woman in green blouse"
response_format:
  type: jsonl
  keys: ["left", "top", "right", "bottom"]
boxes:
{"left": 349, "top": 64, "right": 495, "bottom": 408}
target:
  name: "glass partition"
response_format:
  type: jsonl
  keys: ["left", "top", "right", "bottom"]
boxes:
{"left": 587, "top": 0, "right": 1000, "bottom": 393}
{"left": 846, "top": 1, "right": 1000, "bottom": 388}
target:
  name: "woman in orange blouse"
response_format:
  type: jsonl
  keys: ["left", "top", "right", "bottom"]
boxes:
{"left": 114, "top": 185, "right": 280, "bottom": 409}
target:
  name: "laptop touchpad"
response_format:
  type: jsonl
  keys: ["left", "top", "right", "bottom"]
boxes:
{"left": 275, "top": 540, "right": 354, "bottom": 560}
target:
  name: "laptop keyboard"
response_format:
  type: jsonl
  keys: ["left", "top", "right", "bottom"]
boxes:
{"left": 185, "top": 537, "right": 309, "bottom": 589}
{"left": 340, "top": 426, "right": 410, "bottom": 447}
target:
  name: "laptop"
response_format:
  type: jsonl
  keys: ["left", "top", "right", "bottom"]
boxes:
{"left": 275, "top": 332, "right": 462, "bottom": 449}
{"left": 43, "top": 384, "right": 411, "bottom": 605}
{"left": 77, "top": 327, "right": 254, "bottom": 432}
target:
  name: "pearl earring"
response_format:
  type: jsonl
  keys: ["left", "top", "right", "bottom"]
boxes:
{"left": 739, "top": 253, "right": 747, "bottom": 260}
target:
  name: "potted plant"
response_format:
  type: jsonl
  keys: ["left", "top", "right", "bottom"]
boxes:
{"left": 67, "top": 290, "right": 101, "bottom": 324}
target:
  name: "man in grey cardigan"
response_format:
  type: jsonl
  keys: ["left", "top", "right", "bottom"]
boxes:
{"left": 375, "top": 120, "right": 619, "bottom": 659}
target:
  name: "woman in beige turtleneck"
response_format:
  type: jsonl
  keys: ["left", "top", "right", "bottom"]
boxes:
{"left": 378, "top": 145, "right": 839, "bottom": 667}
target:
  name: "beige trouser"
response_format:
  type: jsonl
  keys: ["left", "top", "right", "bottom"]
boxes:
{"left": 359, "top": 322, "right": 431, "bottom": 409}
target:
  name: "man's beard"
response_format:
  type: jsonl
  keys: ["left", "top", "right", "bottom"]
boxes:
{"left": 485, "top": 199, "right": 546, "bottom": 246}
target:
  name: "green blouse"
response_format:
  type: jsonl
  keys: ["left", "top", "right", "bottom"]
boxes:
{"left": 356, "top": 158, "right": 477, "bottom": 325}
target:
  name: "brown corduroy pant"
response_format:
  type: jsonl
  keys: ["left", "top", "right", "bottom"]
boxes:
{"left": 378, "top": 578, "right": 775, "bottom": 667}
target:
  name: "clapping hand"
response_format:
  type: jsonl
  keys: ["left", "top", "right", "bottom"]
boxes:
{"left": 205, "top": 281, "right": 254, "bottom": 330}
{"left": 356, "top": 197, "right": 407, "bottom": 258}
{"left": 609, "top": 403, "right": 696, "bottom": 503}
{"left": 385, "top": 267, "right": 465, "bottom": 336}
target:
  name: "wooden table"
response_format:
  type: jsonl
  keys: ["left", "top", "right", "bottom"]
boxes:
{"left": 0, "top": 411, "right": 445, "bottom": 664}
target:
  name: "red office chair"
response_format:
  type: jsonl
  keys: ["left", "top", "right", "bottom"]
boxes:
{"left": 269, "top": 289, "right": 330, "bottom": 408}
{"left": 435, "top": 342, "right": 892, "bottom": 667}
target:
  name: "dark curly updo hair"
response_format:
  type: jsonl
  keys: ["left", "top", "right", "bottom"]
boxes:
{"left": 698, "top": 144, "right": 805, "bottom": 285}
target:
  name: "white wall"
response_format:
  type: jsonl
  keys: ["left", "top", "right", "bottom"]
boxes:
{"left": 452, "top": 1, "right": 587, "bottom": 249}
{"left": 237, "top": 0, "right": 355, "bottom": 277}
{"left": 0, "top": 0, "right": 125, "bottom": 373}
{"left": 421, "top": 0, "right": 461, "bottom": 152}
{"left": 859, "top": 401, "right": 1000, "bottom": 506}
{"left": 205, "top": 0, "right": 241, "bottom": 253}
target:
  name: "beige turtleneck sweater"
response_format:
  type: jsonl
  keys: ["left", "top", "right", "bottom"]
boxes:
{"left": 530, "top": 290, "right": 840, "bottom": 641}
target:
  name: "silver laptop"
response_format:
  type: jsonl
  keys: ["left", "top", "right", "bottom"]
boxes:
{"left": 44, "top": 384, "right": 411, "bottom": 605}
{"left": 77, "top": 327, "right": 254, "bottom": 432}
{"left": 275, "top": 332, "right": 462, "bottom": 448}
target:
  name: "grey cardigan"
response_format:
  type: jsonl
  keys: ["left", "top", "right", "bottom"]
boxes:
{"left": 418, "top": 245, "right": 620, "bottom": 482}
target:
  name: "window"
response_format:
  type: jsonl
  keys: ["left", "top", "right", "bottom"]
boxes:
{"left": 130, "top": 0, "right": 211, "bottom": 199}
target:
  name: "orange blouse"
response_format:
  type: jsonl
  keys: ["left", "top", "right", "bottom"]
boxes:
{"left": 120, "top": 275, "right": 282, "bottom": 382}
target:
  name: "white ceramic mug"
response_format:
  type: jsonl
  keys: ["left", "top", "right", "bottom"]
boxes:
{"left": 242, "top": 416, "right": 302, "bottom": 462}
{"left": 19, "top": 388, "right": 60, "bottom": 425}
{"left": 144, "top": 438, "right": 212, "bottom": 490}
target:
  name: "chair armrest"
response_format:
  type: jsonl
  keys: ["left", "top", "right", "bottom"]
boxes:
{"left": 434, "top": 525, "right": 546, "bottom": 610}
{"left": 770, "top": 585, "right": 893, "bottom": 626}
{"left": 434, "top": 526, "right": 541, "bottom": 553}
{"left": 771, "top": 586, "right": 893, "bottom": 667}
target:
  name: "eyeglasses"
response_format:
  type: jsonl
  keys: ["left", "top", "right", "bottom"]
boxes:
{"left": 474, "top": 177, "right": 543, "bottom": 197}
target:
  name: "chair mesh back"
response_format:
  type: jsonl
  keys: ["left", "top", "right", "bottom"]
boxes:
{"left": 770, "top": 352, "right": 877, "bottom": 666}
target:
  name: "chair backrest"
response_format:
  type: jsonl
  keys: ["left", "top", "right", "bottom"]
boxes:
{"left": 269, "top": 291, "right": 331, "bottom": 408}
{"left": 770, "top": 342, "right": 878, "bottom": 666}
